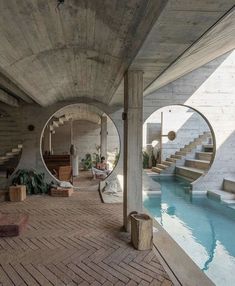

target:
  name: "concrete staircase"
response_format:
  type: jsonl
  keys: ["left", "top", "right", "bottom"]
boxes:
{"left": 0, "top": 144, "right": 23, "bottom": 166}
{"left": 0, "top": 113, "right": 22, "bottom": 169}
{"left": 49, "top": 115, "right": 71, "bottom": 132}
{"left": 152, "top": 131, "right": 213, "bottom": 181}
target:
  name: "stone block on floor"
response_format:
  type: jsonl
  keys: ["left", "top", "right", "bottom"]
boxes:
{"left": 0, "top": 213, "right": 28, "bottom": 237}
{"left": 50, "top": 187, "right": 74, "bottom": 197}
{"left": 0, "top": 190, "right": 9, "bottom": 202}
{"left": 9, "top": 185, "right": 27, "bottom": 202}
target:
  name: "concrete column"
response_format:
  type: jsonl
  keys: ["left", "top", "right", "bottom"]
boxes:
{"left": 100, "top": 116, "right": 107, "bottom": 158}
{"left": 123, "top": 70, "right": 143, "bottom": 231}
{"left": 43, "top": 125, "right": 52, "bottom": 154}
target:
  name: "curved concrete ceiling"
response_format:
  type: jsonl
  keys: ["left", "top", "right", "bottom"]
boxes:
{"left": 0, "top": 0, "right": 166, "bottom": 106}
{"left": 54, "top": 103, "right": 103, "bottom": 124}
{"left": 0, "top": 1, "right": 234, "bottom": 108}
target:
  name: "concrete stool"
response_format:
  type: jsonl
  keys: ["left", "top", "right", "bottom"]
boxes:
{"left": 0, "top": 213, "right": 28, "bottom": 237}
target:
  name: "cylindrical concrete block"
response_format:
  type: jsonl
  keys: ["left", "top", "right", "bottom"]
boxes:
{"left": 131, "top": 213, "right": 153, "bottom": 250}
{"left": 72, "top": 155, "right": 79, "bottom": 177}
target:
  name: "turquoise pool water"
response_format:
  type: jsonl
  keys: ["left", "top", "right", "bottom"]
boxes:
{"left": 143, "top": 176, "right": 235, "bottom": 286}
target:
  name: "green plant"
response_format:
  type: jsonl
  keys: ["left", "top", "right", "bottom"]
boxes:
{"left": 151, "top": 149, "right": 157, "bottom": 167}
{"left": 92, "top": 152, "right": 100, "bottom": 165}
{"left": 142, "top": 151, "right": 149, "bottom": 169}
{"left": 81, "top": 153, "right": 92, "bottom": 170}
{"left": 114, "top": 152, "right": 120, "bottom": 167}
{"left": 11, "top": 169, "right": 50, "bottom": 195}
{"left": 81, "top": 152, "right": 100, "bottom": 170}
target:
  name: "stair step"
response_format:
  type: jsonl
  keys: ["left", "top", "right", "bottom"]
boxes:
{"left": 223, "top": 177, "right": 235, "bottom": 194}
{"left": 52, "top": 121, "right": 59, "bottom": 128}
{"left": 203, "top": 144, "right": 213, "bottom": 152}
{"left": 6, "top": 152, "right": 15, "bottom": 157}
{"left": 161, "top": 160, "right": 172, "bottom": 166}
{"left": 12, "top": 148, "right": 21, "bottom": 153}
{"left": 0, "top": 157, "right": 7, "bottom": 160}
{"left": 176, "top": 166, "right": 204, "bottom": 180}
{"left": 58, "top": 118, "right": 64, "bottom": 124}
{"left": 171, "top": 154, "right": 182, "bottom": 159}
{"left": 180, "top": 147, "right": 192, "bottom": 152}
{"left": 196, "top": 152, "right": 212, "bottom": 161}
{"left": 175, "top": 151, "right": 187, "bottom": 156}
{"left": 207, "top": 190, "right": 235, "bottom": 200}
{"left": 152, "top": 167, "right": 162, "bottom": 174}
{"left": 185, "top": 159, "right": 210, "bottom": 170}
{"left": 156, "top": 164, "right": 167, "bottom": 170}
{"left": 166, "top": 158, "right": 177, "bottom": 163}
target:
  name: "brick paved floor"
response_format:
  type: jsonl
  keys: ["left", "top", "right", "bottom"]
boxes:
{"left": 0, "top": 190, "right": 173, "bottom": 286}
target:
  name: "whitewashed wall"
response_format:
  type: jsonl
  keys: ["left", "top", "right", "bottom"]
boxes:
{"left": 143, "top": 50, "right": 235, "bottom": 191}
{"left": 144, "top": 105, "right": 210, "bottom": 160}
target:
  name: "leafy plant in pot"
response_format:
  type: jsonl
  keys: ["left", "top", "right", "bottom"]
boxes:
{"left": 11, "top": 169, "right": 50, "bottom": 195}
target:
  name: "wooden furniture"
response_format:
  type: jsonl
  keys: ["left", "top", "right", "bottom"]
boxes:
{"left": 50, "top": 187, "right": 74, "bottom": 197}
{"left": 0, "top": 213, "right": 28, "bottom": 237}
{"left": 9, "top": 185, "right": 27, "bottom": 202}
{"left": 43, "top": 155, "right": 72, "bottom": 181}
{"left": 58, "top": 166, "right": 72, "bottom": 181}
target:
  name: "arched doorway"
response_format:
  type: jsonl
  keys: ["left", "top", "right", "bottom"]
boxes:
{"left": 41, "top": 103, "right": 120, "bottom": 190}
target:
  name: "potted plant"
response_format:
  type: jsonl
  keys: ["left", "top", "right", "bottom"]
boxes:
{"left": 11, "top": 169, "right": 50, "bottom": 195}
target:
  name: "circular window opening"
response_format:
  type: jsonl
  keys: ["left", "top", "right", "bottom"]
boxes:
{"left": 143, "top": 105, "right": 215, "bottom": 182}
{"left": 0, "top": 109, "right": 22, "bottom": 186}
{"left": 41, "top": 104, "right": 120, "bottom": 187}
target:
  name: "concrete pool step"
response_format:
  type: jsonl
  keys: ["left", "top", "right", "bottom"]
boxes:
{"left": 196, "top": 152, "right": 213, "bottom": 161}
{"left": 176, "top": 166, "right": 204, "bottom": 180}
{"left": 221, "top": 199, "right": 235, "bottom": 204}
{"left": 223, "top": 177, "right": 235, "bottom": 194}
{"left": 185, "top": 159, "right": 210, "bottom": 170}
{"left": 207, "top": 190, "right": 235, "bottom": 200}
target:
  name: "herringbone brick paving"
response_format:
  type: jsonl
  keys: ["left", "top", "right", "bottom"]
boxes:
{"left": 0, "top": 190, "right": 173, "bottom": 286}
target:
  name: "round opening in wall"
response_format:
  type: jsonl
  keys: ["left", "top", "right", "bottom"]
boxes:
{"left": 40, "top": 103, "right": 120, "bottom": 188}
{"left": 143, "top": 105, "right": 215, "bottom": 182}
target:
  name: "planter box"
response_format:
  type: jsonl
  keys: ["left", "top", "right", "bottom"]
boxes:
{"left": 131, "top": 213, "right": 153, "bottom": 250}
{"left": 0, "top": 214, "right": 28, "bottom": 237}
{"left": 50, "top": 187, "right": 73, "bottom": 197}
{"left": 9, "top": 185, "right": 27, "bottom": 202}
